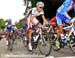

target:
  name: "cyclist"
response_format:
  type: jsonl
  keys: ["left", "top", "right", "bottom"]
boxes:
{"left": 56, "top": 0, "right": 75, "bottom": 48}
{"left": 5, "top": 19, "right": 13, "bottom": 46}
{"left": 25, "top": 1, "right": 49, "bottom": 51}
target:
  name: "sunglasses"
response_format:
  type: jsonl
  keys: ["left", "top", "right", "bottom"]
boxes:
{"left": 39, "top": 7, "right": 43, "bottom": 8}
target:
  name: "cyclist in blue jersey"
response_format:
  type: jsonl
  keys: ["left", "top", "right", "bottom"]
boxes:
{"left": 5, "top": 19, "right": 13, "bottom": 46}
{"left": 56, "top": 0, "right": 75, "bottom": 48}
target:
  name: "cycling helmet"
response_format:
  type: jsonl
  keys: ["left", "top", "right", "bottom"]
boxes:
{"left": 36, "top": 1, "right": 44, "bottom": 8}
{"left": 7, "top": 19, "right": 12, "bottom": 24}
{"left": 7, "top": 19, "right": 11, "bottom": 22}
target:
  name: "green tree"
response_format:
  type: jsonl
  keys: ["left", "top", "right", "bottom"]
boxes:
{"left": 15, "top": 22, "right": 20, "bottom": 29}
{"left": 31, "top": 0, "right": 38, "bottom": 7}
{"left": 15, "top": 18, "right": 25, "bottom": 29}
{"left": 0, "top": 18, "right": 6, "bottom": 30}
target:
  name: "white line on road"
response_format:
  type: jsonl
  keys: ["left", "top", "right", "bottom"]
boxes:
{"left": 45, "top": 56, "right": 75, "bottom": 58}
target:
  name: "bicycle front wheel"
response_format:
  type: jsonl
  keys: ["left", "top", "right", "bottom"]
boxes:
{"left": 38, "top": 34, "right": 52, "bottom": 56}
{"left": 69, "top": 39, "right": 75, "bottom": 54}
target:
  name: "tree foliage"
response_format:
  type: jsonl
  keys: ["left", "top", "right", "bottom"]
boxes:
{"left": 15, "top": 18, "right": 25, "bottom": 29}
{"left": 0, "top": 18, "right": 6, "bottom": 29}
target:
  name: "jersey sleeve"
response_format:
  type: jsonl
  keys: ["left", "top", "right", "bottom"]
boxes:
{"left": 40, "top": 11, "right": 44, "bottom": 15}
{"left": 57, "top": 0, "right": 72, "bottom": 14}
{"left": 31, "top": 8, "right": 36, "bottom": 16}
{"left": 62, "top": 0, "right": 71, "bottom": 14}
{"left": 63, "top": 0, "right": 71, "bottom": 7}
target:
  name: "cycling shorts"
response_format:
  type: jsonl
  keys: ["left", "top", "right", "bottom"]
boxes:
{"left": 26, "top": 17, "right": 39, "bottom": 29}
{"left": 6, "top": 29, "right": 13, "bottom": 33}
{"left": 56, "top": 13, "right": 70, "bottom": 26}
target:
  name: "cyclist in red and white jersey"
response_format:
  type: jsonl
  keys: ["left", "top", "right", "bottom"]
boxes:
{"left": 25, "top": 1, "right": 49, "bottom": 51}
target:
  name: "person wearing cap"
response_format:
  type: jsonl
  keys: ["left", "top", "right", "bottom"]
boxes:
{"left": 25, "top": 1, "right": 49, "bottom": 51}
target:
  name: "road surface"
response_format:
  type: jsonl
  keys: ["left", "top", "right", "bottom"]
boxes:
{"left": 0, "top": 38, "right": 75, "bottom": 58}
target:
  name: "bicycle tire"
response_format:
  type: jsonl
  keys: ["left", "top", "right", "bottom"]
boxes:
{"left": 38, "top": 34, "right": 52, "bottom": 56}
{"left": 69, "top": 38, "right": 75, "bottom": 55}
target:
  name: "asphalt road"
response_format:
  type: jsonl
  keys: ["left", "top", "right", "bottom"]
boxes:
{"left": 0, "top": 38, "right": 75, "bottom": 58}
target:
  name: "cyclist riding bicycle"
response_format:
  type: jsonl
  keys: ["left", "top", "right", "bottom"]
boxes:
{"left": 56, "top": 0, "right": 75, "bottom": 48}
{"left": 5, "top": 19, "right": 13, "bottom": 46}
{"left": 25, "top": 1, "right": 49, "bottom": 51}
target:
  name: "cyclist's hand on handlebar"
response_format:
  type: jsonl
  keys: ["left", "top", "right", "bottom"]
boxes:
{"left": 46, "top": 24, "right": 50, "bottom": 27}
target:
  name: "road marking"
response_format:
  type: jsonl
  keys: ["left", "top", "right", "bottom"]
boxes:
{"left": 45, "top": 56, "right": 54, "bottom": 58}
{"left": 57, "top": 56, "right": 75, "bottom": 58}
{"left": 45, "top": 56, "right": 75, "bottom": 58}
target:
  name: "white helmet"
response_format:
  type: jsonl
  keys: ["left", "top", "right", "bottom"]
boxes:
{"left": 36, "top": 1, "right": 44, "bottom": 8}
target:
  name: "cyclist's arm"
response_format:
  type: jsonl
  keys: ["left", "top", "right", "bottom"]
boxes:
{"left": 30, "top": 14, "right": 43, "bottom": 27}
{"left": 30, "top": 14, "right": 37, "bottom": 25}
{"left": 63, "top": 25, "right": 72, "bottom": 30}
{"left": 42, "top": 15, "right": 48, "bottom": 24}
{"left": 64, "top": 12, "right": 71, "bottom": 19}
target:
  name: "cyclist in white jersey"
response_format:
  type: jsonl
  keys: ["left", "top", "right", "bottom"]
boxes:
{"left": 25, "top": 1, "right": 49, "bottom": 51}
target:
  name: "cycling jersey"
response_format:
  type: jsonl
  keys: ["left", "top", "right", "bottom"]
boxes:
{"left": 26, "top": 7, "right": 44, "bottom": 29}
{"left": 57, "top": 0, "right": 73, "bottom": 14}
{"left": 6, "top": 24, "right": 13, "bottom": 32}
{"left": 56, "top": 0, "right": 74, "bottom": 26}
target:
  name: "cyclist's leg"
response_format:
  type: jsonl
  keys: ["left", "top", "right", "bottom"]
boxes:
{"left": 56, "top": 13, "right": 71, "bottom": 48}
{"left": 56, "top": 13, "right": 63, "bottom": 39}
{"left": 28, "top": 28, "right": 34, "bottom": 51}
{"left": 25, "top": 20, "right": 33, "bottom": 50}
{"left": 56, "top": 13, "right": 65, "bottom": 48}
{"left": 56, "top": 13, "right": 70, "bottom": 38}
{"left": 5, "top": 30, "right": 10, "bottom": 45}
{"left": 63, "top": 15, "right": 72, "bottom": 39}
